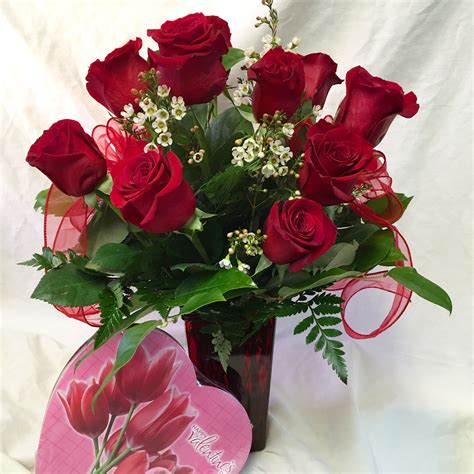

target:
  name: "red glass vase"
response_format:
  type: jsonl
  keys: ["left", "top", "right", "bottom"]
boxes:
{"left": 184, "top": 317, "right": 276, "bottom": 452}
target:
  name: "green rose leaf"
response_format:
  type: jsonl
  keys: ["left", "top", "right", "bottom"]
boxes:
{"left": 308, "top": 241, "right": 359, "bottom": 271}
{"left": 387, "top": 267, "right": 452, "bottom": 313}
{"left": 86, "top": 243, "right": 138, "bottom": 274}
{"left": 175, "top": 268, "right": 258, "bottom": 315}
{"left": 31, "top": 264, "right": 108, "bottom": 306}
{"left": 353, "top": 229, "right": 394, "bottom": 272}
{"left": 222, "top": 47, "right": 245, "bottom": 70}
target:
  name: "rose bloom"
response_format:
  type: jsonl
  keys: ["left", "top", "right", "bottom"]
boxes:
{"left": 302, "top": 52, "right": 342, "bottom": 107}
{"left": 110, "top": 143, "right": 195, "bottom": 234}
{"left": 335, "top": 66, "right": 419, "bottom": 146}
{"left": 148, "top": 13, "right": 231, "bottom": 104}
{"left": 248, "top": 47, "right": 305, "bottom": 121}
{"left": 86, "top": 38, "right": 149, "bottom": 117}
{"left": 298, "top": 120, "right": 378, "bottom": 206}
{"left": 26, "top": 119, "right": 106, "bottom": 197}
{"left": 249, "top": 47, "right": 341, "bottom": 121}
{"left": 263, "top": 198, "right": 337, "bottom": 272}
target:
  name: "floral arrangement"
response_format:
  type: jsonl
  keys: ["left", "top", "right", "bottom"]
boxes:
{"left": 24, "top": 0, "right": 451, "bottom": 385}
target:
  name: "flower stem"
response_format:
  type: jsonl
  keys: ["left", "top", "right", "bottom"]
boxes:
{"left": 89, "top": 415, "right": 116, "bottom": 473}
{"left": 191, "top": 233, "right": 211, "bottom": 264}
{"left": 103, "top": 403, "right": 135, "bottom": 468}
{"left": 96, "top": 448, "right": 132, "bottom": 474}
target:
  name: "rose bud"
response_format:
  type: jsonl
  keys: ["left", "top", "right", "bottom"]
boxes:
{"left": 110, "top": 143, "right": 196, "bottom": 234}
{"left": 148, "top": 13, "right": 231, "bottom": 104}
{"left": 301, "top": 52, "right": 342, "bottom": 107}
{"left": 248, "top": 47, "right": 305, "bottom": 121}
{"left": 58, "top": 380, "right": 109, "bottom": 438}
{"left": 26, "top": 119, "right": 107, "bottom": 197}
{"left": 298, "top": 120, "right": 378, "bottom": 206}
{"left": 115, "top": 347, "right": 179, "bottom": 403}
{"left": 263, "top": 198, "right": 336, "bottom": 272}
{"left": 335, "top": 66, "right": 419, "bottom": 146}
{"left": 98, "top": 361, "right": 132, "bottom": 416}
{"left": 126, "top": 389, "right": 195, "bottom": 454}
{"left": 86, "top": 38, "right": 149, "bottom": 116}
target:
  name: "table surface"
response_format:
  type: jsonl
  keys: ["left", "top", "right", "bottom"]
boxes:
{"left": 1, "top": 1, "right": 472, "bottom": 473}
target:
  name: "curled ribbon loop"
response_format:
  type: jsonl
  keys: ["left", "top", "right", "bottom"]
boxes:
{"left": 329, "top": 151, "right": 413, "bottom": 339}
{"left": 44, "top": 186, "right": 101, "bottom": 326}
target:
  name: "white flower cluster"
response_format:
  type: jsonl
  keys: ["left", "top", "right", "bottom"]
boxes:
{"left": 231, "top": 138, "right": 264, "bottom": 166}
{"left": 233, "top": 80, "right": 252, "bottom": 106}
{"left": 231, "top": 126, "right": 295, "bottom": 180}
{"left": 261, "top": 34, "right": 281, "bottom": 53}
{"left": 286, "top": 36, "right": 301, "bottom": 51}
{"left": 120, "top": 86, "right": 186, "bottom": 152}
{"left": 261, "top": 139, "right": 294, "bottom": 179}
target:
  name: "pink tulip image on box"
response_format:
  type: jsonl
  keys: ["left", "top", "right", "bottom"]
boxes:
{"left": 36, "top": 330, "right": 252, "bottom": 474}
{"left": 57, "top": 344, "right": 194, "bottom": 473}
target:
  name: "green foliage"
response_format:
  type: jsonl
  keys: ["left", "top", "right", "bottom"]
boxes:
{"left": 86, "top": 243, "right": 138, "bottom": 274}
{"left": 278, "top": 268, "right": 361, "bottom": 298}
{"left": 20, "top": 247, "right": 72, "bottom": 271}
{"left": 222, "top": 48, "right": 245, "bottom": 70}
{"left": 31, "top": 264, "right": 108, "bottom": 307}
{"left": 94, "top": 284, "right": 131, "bottom": 348}
{"left": 309, "top": 242, "right": 359, "bottom": 271}
{"left": 201, "top": 166, "right": 246, "bottom": 207}
{"left": 353, "top": 229, "right": 394, "bottom": 272}
{"left": 366, "top": 192, "right": 413, "bottom": 218}
{"left": 338, "top": 223, "right": 379, "bottom": 245}
{"left": 86, "top": 205, "right": 129, "bottom": 256}
{"left": 205, "top": 107, "right": 253, "bottom": 172}
{"left": 291, "top": 291, "right": 347, "bottom": 384}
{"left": 175, "top": 269, "right": 257, "bottom": 315}
{"left": 34, "top": 189, "right": 49, "bottom": 213}
{"left": 388, "top": 267, "right": 452, "bottom": 313}
{"left": 211, "top": 330, "right": 232, "bottom": 372}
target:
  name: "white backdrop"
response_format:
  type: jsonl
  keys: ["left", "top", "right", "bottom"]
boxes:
{"left": 1, "top": 0, "right": 472, "bottom": 473}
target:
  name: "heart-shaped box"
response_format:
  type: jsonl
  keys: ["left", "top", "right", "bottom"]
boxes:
{"left": 36, "top": 329, "right": 252, "bottom": 473}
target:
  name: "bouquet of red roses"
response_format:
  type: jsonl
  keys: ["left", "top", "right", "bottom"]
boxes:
{"left": 24, "top": 0, "right": 451, "bottom": 385}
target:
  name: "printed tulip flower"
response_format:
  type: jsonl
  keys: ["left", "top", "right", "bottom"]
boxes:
{"left": 99, "top": 361, "right": 132, "bottom": 416}
{"left": 115, "top": 449, "right": 193, "bottom": 474}
{"left": 58, "top": 380, "right": 109, "bottom": 438}
{"left": 116, "top": 347, "right": 179, "bottom": 404}
{"left": 126, "top": 389, "right": 196, "bottom": 454}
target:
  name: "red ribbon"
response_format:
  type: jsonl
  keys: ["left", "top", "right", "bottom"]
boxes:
{"left": 329, "top": 151, "right": 413, "bottom": 339}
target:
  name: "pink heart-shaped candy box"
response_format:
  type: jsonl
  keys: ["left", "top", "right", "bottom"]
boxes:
{"left": 36, "top": 329, "right": 252, "bottom": 473}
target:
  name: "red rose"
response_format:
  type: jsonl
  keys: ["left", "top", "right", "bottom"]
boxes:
{"left": 148, "top": 13, "right": 231, "bottom": 105}
{"left": 110, "top": 143, "right": 195, "bottom": 233}
{"left": 263, "top": 198, "right": 336, "bottom": 272}
{"left": 298, "top": 120, "right": 377, "bottom": 206}
{"left": 248, "top": 47, "right": 305, "bottom": 121}
{"left": 335, "top": 66, "right": 419, "bottom": 146}
{"left": 26, "top": 119, "right": 106, "bottom": 197}
{"left": 86, "top": 39, "right": 149, "bottom": 116}
{"left": 302, "top": 53, "right": 342, "bottom": 107}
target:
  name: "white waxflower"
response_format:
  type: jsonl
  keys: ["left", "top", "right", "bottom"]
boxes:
{"left": 292, "top": 37, "right": 301, "bottom": 46}
{"left": 237, "top": 262, "right": 251, "bottom": 274}
{"left": 193, "top": 151, "right": 204, "bottom": 163}
{"left": 171, "top": 96, "right": 185, "bottom": 107}
{"left": 244, "top": 56, "right": 258, "bottom": 68}
{"left": 233, "top": 90, "right": 243, "bottom": 106}
{"left": 278, "top": 166, "right": 289, "bottom": 176}
{"left": 282, "top": 123, "right": 295, "bottom": 137}
{"left": 144, "top": 142, "right": 158, "bottom": 153}
{"left": 245, "top": 46, "right": 255, "bottom": 57}
{"left": 238, "top": 81, "right": 251, "bottom": 95}
{"left": 157, "top": 132, "right": 173, "bottom": 147}
{"left": 133, "top": 112, "right": 146, "bottom": 126}
{"left": 219, "top": 257, "right": 232, "bottom": 270}
{"left": 171, "top": 104, "right": 186, "bottom": 120}
{"left": 243, "top": 137, "right": 257, "bottom": 150}
{"left": 152, "top": 119, "right": 168, "bottom": 133}
{"left": 257, "top": 150, "right": 265, "bottom": 158}
{"left": 312, "top": 105, "right": 322, "bottom": 118}
{"left": 121, "top": 103, "right": 134, "bottom": 119}
{"left": 140, "top": 99, "right": 158, "bottom": 118}
{"left": 289, "top": 190, "right": 302, "bottom": 200}
{"left": 157, "top": 84, "right": 171, "bottom": 97}
{"left": 279, "top": 147, "right": 293, "bottom": 163}
{"left": 243, "top": 150, "right": 256, "bottom": 163}
{"left": 262, "top": 43, "right": 272, "bottom": 54}
{"left": 262, "top": 34, "right": 273, "bottom": 45}
{"left": 270, "top": 140, "right": 283, "bottom": 155}
{"left": 268, "top": 155, "right": 280, "bottom": 166}
{"left": 261, "top": 163, "right": 276, "bottom": 179}
{"left": 156, "top": 108, "right": 169, "bottom": 121}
